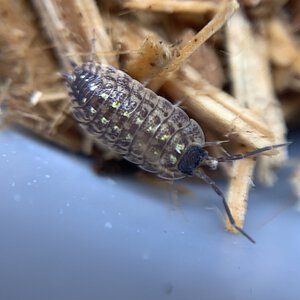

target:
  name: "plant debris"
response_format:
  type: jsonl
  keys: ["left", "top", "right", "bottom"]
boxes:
{"left": 1, "top": 0, "right": 298, "bottom": 233}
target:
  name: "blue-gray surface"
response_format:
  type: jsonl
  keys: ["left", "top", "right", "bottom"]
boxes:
{"left": 0, "top": 129, "right": 299, "bottom": 300}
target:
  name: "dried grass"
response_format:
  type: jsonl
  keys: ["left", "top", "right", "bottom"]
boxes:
{"left": 1, "top": 0, "right": 299, "bottom": 233}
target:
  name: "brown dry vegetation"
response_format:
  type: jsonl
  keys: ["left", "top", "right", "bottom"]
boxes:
{"left": 1, "top": 0, "right": 299, "bottom": 233}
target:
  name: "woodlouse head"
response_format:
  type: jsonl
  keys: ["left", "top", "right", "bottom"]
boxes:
{"left": 178, "top": 142, "right": 292, "bottom": 178}
{"left": 178, "top": 145, "right": 219, "bottom": 175}
{"left": 178, "top": 145, "right": 209, "bottom": 175}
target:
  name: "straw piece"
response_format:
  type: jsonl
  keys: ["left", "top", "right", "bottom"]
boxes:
{"left": 123, "top": 0, "right": 217, "bottom": 14}
{"left": 31, "top": 0, "right": 116, "bottom": 69}
{"left": 178, "top": 29, "right": 225, "bottom": 88}
{"left": 147, "top": 0, "right": 239, "bottom": 91}
{"left": 125, "top": 37, "right": 175, "bottom": 83}
{"left": 291, "top": 163, "right": 300, "bottom": 209}
{"left": 225, "top": 9, "right": 287, "bottom": 232}
{"left": 228, "top": 11, "right": 287, "bottom": 186}
{"left": 0, "top": 1, "right": 77, "bottom": 149}
{"left": 241, "top": 0, "right": 287, "bottom": 18}
{"left": 226, "top": 157, "right": 256, "bottom": 230}
{"left": 266, "top": 18, "right": 300, "bottom": 92}
{"left": 164, "top": 65, "right": 276, "bottom": 152}
{"left": 225, "top": 10, "right": 258, "bottom": 232}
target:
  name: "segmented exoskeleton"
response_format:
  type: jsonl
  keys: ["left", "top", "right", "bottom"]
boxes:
{"left": 65, "top": 62, "right": 205, "bottom": 180}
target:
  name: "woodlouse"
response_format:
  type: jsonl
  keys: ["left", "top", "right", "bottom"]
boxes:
{"left": 63, "top": 61, "right": 289, "bottom": 243}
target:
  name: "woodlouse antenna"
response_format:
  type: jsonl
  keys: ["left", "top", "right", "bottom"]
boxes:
{"left": 217, "top": 142, "right": 292, "bottom": 162}
{"left": 194, "top": 169, "right": 256, "bottom": 244}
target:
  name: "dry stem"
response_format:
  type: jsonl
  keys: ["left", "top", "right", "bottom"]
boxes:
{"left": 225, "top": 9, "right": 287, "bottom": 233}
{"left": 290, "top": 163, "right": 300, "bottom": 209}
{"left": 266, "top": 18, "right": 300, "bottom": 92}
{"left": 147, "top": 0, "right": 239, "bottom": 91}
{"left": 123, "top": 0, "right": 217, "bottom": 14}
{"left": 165, "top": 65, "right": 277, "bottom": 152}
{"left": 226, "top": 158, "right": 256, "bottom": 229}
{"left": 125, "top": 37, "right": 175, "bottom": 83}
{"left": 31, "top": 0, "right": 116, "bottom": 69}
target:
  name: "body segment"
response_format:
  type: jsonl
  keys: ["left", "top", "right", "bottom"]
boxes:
{"left": 66, "top": 62, "right": 205, "bottom": 179}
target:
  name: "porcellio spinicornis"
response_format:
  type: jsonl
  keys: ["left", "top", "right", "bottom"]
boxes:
{"left": 63, "top": 61, "right": 289, "bottom": 243}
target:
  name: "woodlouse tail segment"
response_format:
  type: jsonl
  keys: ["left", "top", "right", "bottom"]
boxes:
{"left": 217, "top": 142, "right": 292, "bottom": 163}
{"left": 194, "top": 169, "right": 256, "bottom": 244}
{"left": 62, "top": 72, "right": 75, "bottom": 85}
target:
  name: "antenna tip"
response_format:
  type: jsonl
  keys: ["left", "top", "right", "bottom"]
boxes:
{"left": 234, "top": 225, "right": 256, "bottom": 244}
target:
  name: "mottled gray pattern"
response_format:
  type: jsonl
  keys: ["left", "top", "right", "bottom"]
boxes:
{"left": 66, "top": 62, "right": 205, "bottom": 179}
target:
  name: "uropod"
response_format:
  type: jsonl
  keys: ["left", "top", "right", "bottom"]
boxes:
{"left": 63, "top": 61, "right": 288, "bottom": 243}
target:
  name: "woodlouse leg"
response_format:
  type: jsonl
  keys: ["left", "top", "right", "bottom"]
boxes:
{"left": 194, "top": 169, "right": 255, "bottom": 244}
{"left": 173, "top": 100, "right": 183, "bottom": 107}
{"left": 217, "top": 142, "right": 291, "bottom": 162}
